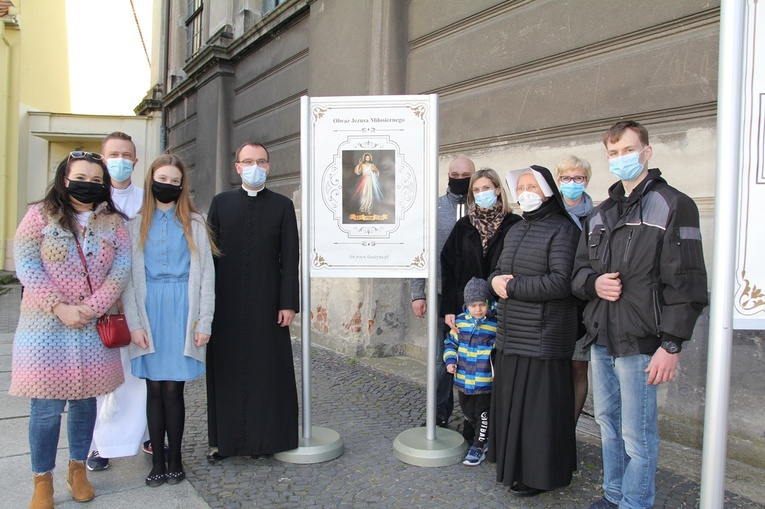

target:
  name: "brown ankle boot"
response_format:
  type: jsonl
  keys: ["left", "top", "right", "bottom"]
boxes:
{"left": 67, "top": 460, "right": 95, "bottom": 502}
{"left": 30, "top": 472, "right": 54, "bottom": 509}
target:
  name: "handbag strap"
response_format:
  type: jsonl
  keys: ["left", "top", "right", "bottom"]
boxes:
{"left": 73, "top": 234, "right": 94, "bottom": 295}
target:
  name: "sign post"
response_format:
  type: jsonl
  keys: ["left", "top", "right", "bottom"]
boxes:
{"left": 699, "top": 0, "right": 748, "bottom": 505}
{"left": 295, "top": 94, "right": 465, "bottom": 466}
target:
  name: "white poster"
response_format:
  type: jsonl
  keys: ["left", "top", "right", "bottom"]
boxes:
{"left": 303, "top": 95, "right": 437, "bottom": 278}
{"left": 734, "top": 0, "right": 765, "bottom": 328}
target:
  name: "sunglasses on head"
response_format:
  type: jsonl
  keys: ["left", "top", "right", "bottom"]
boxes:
{"left": 68, "top": 151, "right": 104, "bottom": 162}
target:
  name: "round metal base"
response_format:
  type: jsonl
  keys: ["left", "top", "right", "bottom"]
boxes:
{"left": 274, "top": 426, "right": 344, "bottom": 464}
{"left": 392, "top": 427, "right": 467, "bottom": 467}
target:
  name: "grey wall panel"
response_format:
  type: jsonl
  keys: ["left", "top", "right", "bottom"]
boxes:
{"left": 408, "top": 0, "right": 719, "bottom": 94}
{"left": 230, "top": 100, "right": 302, "bottom": 182}
{"left": 232, "top": 15, "right": 310, "bottom": 89}
{"left": 408, "top": 0, "right": 504, "bottom": 41}
{"left": 166, "top": 115, "right": 197, "bottom": 153}
{"left": 307, "top": 0, "right": 374, "bottom": 96}
{"left": 435, "top": 24, "right": 718, "bottom": 147}
{"left": 233, "top": 54, "right": 309, "bottom": 124}
{"left": 230, "top": 99, "right": 301, "bottom": 158}
{"left": 166, "top": 94, "right": 198, "bottom": 131}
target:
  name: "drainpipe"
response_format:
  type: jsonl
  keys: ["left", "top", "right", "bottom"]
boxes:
{"left": 159, "top": 0, "right": 170, "bottom": 153}
{"left": 0, "top": 23, "right": 12, "bottom": 270}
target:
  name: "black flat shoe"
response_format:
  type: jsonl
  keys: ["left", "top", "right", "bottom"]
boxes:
{"left": 206, "top": 448, "right": 227, "bottom": 463}
{"left": 166, "top": 470, "right": 186, "bottom": 485}
{"left": 145, "top": 472, "right": 166, "bottom": 487}
{"left": 510, "top": 482, "right": 546, "bottom": 497}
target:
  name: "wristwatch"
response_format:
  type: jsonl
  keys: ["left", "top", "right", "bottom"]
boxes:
{"left": 661, "top": 339, "right": 681, "bottom": 354}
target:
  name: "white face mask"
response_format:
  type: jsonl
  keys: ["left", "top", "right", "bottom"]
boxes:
{"left": 518, "top": 191, "right": 543, "bottom": 212}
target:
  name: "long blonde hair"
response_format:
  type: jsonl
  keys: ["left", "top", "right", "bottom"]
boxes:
{"left": 138, "top": 154, "right": 220, "bottom": 256}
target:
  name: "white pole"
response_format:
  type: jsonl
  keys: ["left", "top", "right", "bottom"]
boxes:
{"left": 425, "top": 95, "right": 439, "bottom": 441}
{"left": 300, "top": 96, "right": 313, "bottom": 439}
{"left": 700, "top": 2, "right": 746, "bottom": 507}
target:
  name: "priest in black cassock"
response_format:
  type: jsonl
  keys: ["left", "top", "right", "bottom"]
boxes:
{"left": 205, "top": 141, "right": 300, "bottom": 460}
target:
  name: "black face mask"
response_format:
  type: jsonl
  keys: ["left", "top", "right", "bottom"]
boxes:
{"left": 448, "top": 176, "right": 471, "bottom": 196}
{"left": 66, "top": 180, "right": 108, "bottom": 204}
{"left": 152, "top": 181, "right": 183, "bottom": 204}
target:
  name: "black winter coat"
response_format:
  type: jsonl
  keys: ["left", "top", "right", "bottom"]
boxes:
{"left": 489, "top": 199, "right": 580, "bottom": 359}
{"left": 571, "top": 169, "right": 708, "bottom": 357}
{"left": 440, "top": 212, "right": 522, "bottom": 317}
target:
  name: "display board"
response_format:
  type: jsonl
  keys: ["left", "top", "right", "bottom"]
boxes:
{"left": 303, "top": 95, "right": 437, "bottom": 278}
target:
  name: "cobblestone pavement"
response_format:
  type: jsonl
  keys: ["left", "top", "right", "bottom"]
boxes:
{"left": 180, "top": 342, "right": 764, "bottom": 509}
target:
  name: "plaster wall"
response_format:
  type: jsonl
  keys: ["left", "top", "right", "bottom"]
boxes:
{"left": 16, "top": 1, "right": 70, "bottom": 111}
{"left": 1, "top": 0, "right": 71, "bottom": 270}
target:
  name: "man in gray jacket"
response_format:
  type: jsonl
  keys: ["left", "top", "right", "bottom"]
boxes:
{"left": 571, "top": 121, "right": 708, "bottom": 509}
{"left": 410, "top": 156, "right": 474, "bottom": 427}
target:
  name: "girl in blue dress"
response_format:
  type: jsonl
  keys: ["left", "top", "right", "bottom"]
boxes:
{"left": 122, "top": 154, "right": 217, "bottom": 487}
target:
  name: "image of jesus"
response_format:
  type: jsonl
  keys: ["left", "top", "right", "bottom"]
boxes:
{"left": 353, "top": 152, "right": 384, "bottom": 214}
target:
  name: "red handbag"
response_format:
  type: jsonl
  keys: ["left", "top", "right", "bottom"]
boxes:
{"left": 74, "top": 236, "right": 132, "bottom": 348}
{"left": 96, "top": 313, "right": 132, "bottom": 348}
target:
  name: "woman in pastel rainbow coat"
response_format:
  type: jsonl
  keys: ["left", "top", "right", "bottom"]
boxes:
{"left": 9, "top": 151, "right": 131, "bottom": 508}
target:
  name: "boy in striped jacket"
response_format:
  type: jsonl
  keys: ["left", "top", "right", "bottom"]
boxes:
{"left": 444, "top": 277, "right": 497, "bottom": 466}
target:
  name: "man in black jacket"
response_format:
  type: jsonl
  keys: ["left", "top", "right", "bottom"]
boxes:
{"left": 571, "top": 121, "right": 708, "bottom": 509}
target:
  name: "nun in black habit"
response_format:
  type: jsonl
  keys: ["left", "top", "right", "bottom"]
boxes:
{"left": 487, "top": 165, "right": 580, "bottom": 496}
{"left": 205, "top": 142, "right": 300, "bottom": 458}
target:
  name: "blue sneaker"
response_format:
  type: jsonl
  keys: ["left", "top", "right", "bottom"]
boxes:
{"left": 86, "top": 450, "right": 109, "bottom": 471}
{"left": 462, "top": 446, "right": 486, "bottom": 466}
{"left": 588, "top": 497, "right": 618, "bottom": 509}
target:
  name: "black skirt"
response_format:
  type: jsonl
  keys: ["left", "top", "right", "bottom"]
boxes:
{"left": 488, "top": 354, "right": 577, "bottom": 491}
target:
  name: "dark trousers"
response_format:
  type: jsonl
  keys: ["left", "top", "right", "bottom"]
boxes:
{"left": 435, "top": 295, "right": 454, "bottom": 424}
{"left": 458, "top": 391, "right": 491, "bottom": 448}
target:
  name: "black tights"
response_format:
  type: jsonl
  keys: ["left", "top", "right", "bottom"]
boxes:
{"left": 146, "top": 380, "right": 185, "bottom": 475}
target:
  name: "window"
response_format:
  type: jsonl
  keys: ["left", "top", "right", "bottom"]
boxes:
{"left": 186, "top": 0, "right": 203, "bottom": 60}
{"left": 263, "top": 0, "right": 284, "bottom": 14}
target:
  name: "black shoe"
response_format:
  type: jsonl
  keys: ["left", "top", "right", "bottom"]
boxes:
{"left": 588, "top": 497, "right": 618, "bottom": 509}
{"left": 510, "top": 482, "right": 546, "bottom": 497}
{"left": 166, "top": 470, "right": 186, "bottom": 485}
{"left": 206, "top": 448, "right": 227, "bottom": 463}
{"left": 145, "top": 472, "right": 166, "bottom": 487}
{"left": 86, "top": 450, "right": 109, "bottom": 471}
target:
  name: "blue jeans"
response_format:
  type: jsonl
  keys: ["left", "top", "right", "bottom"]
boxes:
{"left": 591, "top": 345, "right": 659, "bottom": 509}
{"left": 29, "top": 398, "right": 97, "bottom": 474}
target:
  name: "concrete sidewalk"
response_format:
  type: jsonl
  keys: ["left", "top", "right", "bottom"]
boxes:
{"left": 0, "top": 283, "right": 211, "bottom": 509}
{"left": 2, "top": 282, "right": 764, "bottom": 508}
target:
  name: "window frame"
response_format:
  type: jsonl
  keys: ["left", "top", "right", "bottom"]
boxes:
{"left": 185, "top": 0, "right": 204, "bottom": 61}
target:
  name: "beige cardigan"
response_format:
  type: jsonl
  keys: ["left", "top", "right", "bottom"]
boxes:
{"left": 122, "top": 211, "right": 215, "bottom": 364}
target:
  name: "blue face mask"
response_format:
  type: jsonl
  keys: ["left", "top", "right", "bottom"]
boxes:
{"left": 241, "top": 164, "right": 267, "bottom": 188}
{"left": 474, "top": 189, "right": 498, "bottom": 209}
{"left": 559, "top": 181, "right": 586, "bottom": 201}
{"left": 106, "top": 158, "right": 134, "bottom": 183}
{"left": 609, "top": 148, "right": 646, "bottom": 181}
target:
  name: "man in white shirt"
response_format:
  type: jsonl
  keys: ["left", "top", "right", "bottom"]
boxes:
{"left": 87, "top": 132, "right": 148, "bottom": 471}
{"left": 104, "top": 132, "right": 144, "bottom": 217}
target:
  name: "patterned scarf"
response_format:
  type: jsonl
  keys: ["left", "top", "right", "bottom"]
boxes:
{"left": 565, "top": 192, "right": 594, "bottom": 230}
{"left": 469, "top": 201, "right": 506, "bottom": 255}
